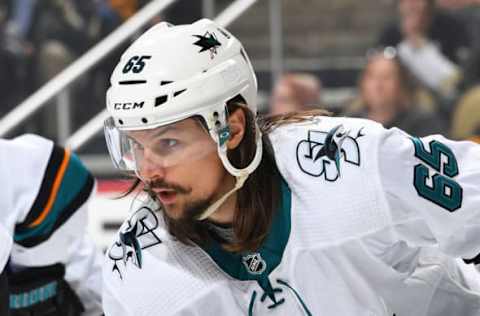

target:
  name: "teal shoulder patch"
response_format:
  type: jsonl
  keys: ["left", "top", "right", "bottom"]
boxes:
{"left": 14, "top": 150, "right": 94, "bottom": 247}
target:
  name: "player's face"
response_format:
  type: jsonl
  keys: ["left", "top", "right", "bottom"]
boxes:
{"left": 129, "top": 118, "right": 230, "bottom": 220}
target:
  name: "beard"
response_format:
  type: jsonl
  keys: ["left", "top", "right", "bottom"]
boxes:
{"left": 164, "top": 194, "right": 215, "bottom": 221}
{"left": 160, "top": 195, "right": 218, "bottom": 246}
{"left": 147, "top": 178, "right": 216, "bottom": 220}
{"left": 146, "top": 179, "right": 218, "bottom": 245}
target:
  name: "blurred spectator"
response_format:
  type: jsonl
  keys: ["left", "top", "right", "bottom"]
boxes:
{"left": 32, "top": 0, "right": 98, "bottom": 83}
{"left": 97, "top": 0, "right": 146, "bottom": 35}
{"left": 0, "top": 0, "right": 147, "bottom": 138}
{"left": 467, "top": 130, "right": 480, "bottom": 143}
{"left": 109, "top": 0, "right": 139, "bottom": 20}
{"left": 163, "top": 1, "right": 202, "bottom": 24}
{"left": 344, "top": 48, "right": 447, "bottom": 137}
{"left": 0, "top": 0, "right": 38, "bottom": 115}
{"left": 450, "top": 85, "right": 480, "bottom": 140}
{"left": 436, "top": 0, "right": 480, "bottom": 9}
{"left": 93, "top": 0, "right": 147, "bottom": 124}
{"left": 379, "top": 0, "right": 471, "bottom": 100}
{"left": 4, "top": 0, "right": 37, "bottom": 51}
{"left": 269, "top": 73, "right": 323, "bottom": 115}
{"left": 436, "top": 0, "right": 480, "bottom": 87}
{"left": 29, "top": 0, "right": 98, "bottom": 139}
{"left": 0, "top": 0, "right": 101, "bottom": 138}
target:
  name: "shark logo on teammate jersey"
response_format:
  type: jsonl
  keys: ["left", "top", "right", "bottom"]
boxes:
{"left": 107, "top": 206, "right": 162, "bottom": 279}
{"left": 296, "top": 125, "right": 364, "bottom": 181}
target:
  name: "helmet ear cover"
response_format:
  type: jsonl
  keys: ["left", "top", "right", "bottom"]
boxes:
{"left": 191, "top": 112, "right": 231, "bottom": 148}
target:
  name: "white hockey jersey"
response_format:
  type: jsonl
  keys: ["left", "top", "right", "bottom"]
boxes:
{"left": 103, "top": 116, "right": 480, "bottom": 316}
{"left": 0, "top": 134, "right": 103, "bottom": 315}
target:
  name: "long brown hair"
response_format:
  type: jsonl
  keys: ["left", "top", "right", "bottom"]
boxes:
{"left": 124, "top": 97, "right": 330, "bottom": 252}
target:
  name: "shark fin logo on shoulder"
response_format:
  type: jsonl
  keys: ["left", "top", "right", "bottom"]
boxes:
{"left": 296, "top": 126, "right": 365, "bottom": 181}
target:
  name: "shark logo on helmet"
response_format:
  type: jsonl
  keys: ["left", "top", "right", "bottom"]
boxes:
{"left": 193, "top": 31, "right": 221, "bottom": 59}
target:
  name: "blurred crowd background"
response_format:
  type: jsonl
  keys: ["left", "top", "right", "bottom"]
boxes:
{"left": 1, "top": 0, "right": 480, "bottom": 169}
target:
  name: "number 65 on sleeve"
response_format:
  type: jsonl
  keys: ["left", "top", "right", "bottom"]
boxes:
{"left": 378, "top": 128, "right": 480, "bottom": 260}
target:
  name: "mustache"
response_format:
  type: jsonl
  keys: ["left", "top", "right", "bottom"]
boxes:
{"left": 146, "top": 179, "right": 191, "bottom": 194}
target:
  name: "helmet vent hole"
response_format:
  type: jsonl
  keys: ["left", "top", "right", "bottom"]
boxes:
{"left": 160, "top": 80, "right": 173, "bottom": 86}
{"left": 155, "top": 95, "right": 168, "bottom": 107}
{"left": 173, "top": 89, "right": 187, "bottom": 97}
{"left": 119, "top": 80, "right": 147, "bottom": 85}
{"left": 213, "top": 111, "right": 219, "bottom": 118}
{"left": 142, "top": 118, "right": 148, "bottom": 124}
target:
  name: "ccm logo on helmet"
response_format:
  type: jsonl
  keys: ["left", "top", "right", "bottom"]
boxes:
{"left": 114, "top": 102, "right": 144, "bottom": 110}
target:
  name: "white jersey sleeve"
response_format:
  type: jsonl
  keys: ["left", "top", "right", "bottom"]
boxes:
{"left": 0, "top": 134, "right": 103, "bottom": 315}
{"left": 378, "top": 128, "right": 480, "bottom": 259}
{"left": 0, "top": 225, "right": 12, "bottom": 273}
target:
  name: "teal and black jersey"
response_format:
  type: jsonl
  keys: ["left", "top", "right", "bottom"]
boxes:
{"left": 13, "top": 143, "right": 94, "bottom": 248}
{"left": 0, "top": 134, "right": 103, "bottom": 315}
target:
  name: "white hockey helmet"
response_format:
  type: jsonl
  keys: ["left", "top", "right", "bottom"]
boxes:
{"left": 104, "top": 19, "right": 262, "bottom": 219}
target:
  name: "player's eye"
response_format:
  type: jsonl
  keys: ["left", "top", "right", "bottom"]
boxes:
{"left": 162, "top": 139, "right": 178, "bottom": 148}
{"left": 152, "top": 138, "right": 180, "bottom": 154}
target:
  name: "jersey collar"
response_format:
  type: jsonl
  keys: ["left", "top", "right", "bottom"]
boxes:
{"left": 200, "top": 180, "right": 292, "bottom": 281}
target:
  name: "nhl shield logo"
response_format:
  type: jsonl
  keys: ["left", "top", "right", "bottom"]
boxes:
{"left": 242, "top": 253, "right": 267, "bottom": 275}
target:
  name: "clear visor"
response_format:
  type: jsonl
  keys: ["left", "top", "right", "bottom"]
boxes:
{"left": 104, "top": 117, "right": 218, "bottom": 172}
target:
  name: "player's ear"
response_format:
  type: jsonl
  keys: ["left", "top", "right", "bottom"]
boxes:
{"left": 226, "top": 107, "right": 246, "bottom": 150}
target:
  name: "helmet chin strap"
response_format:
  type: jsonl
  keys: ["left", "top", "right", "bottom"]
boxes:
{"left": 196, "top": 124, "right": 263, "bottom": 221}
{"left": 196, "top": 172, "right": 248, "bottom": 221}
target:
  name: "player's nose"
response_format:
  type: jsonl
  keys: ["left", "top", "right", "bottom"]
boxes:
{"left": 138, "top": 150, "right": 167, "bottom": 181}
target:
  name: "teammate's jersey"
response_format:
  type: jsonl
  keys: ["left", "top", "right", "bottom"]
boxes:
{"left": 102, "top": 116, "right": 480, "bottom": 316}
{"left": 0, "top": 134, "right": 103, "bottom": 315}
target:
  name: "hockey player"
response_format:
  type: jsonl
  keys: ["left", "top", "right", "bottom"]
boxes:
{"left": 102, "top": 19, "right": 480, "bottom": 315}
{"left": 0, "top": 134, "right": 103, "bottom": 315}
